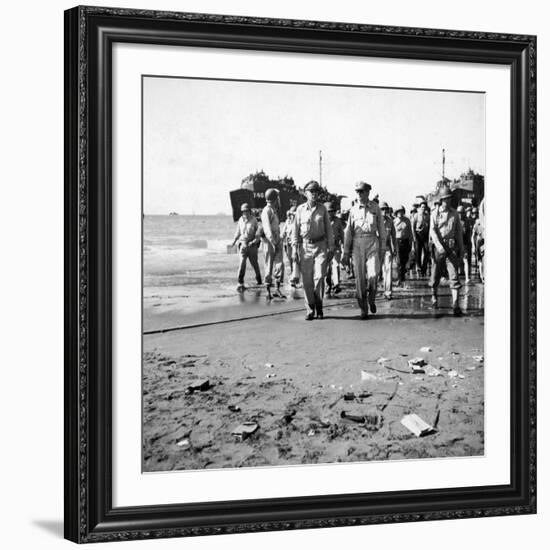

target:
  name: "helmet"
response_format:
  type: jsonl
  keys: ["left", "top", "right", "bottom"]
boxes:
{"left": 265, "top": 188, "right": 279, "bottom": 201}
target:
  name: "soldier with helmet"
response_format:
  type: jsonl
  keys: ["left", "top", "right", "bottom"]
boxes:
{"left": 429, "top": 184, "right": 464, "bottom": 315}
{"left": 380, "top": 201, "right": 397, "bottom": 299}
{"left": 281, "top": 205, "right": 299, "bottom": 287}
{"left": 292, "top": 180, "right": 335, "bottom": 320}
{"left": 229, "top": 202, "right": 262, "bottom": 292}
{"left": 342, "top": 181, "right": 387, "bottom": 319}
{"left": 393, "top": 205, "right": 413, "bottom": 286}
{"left": 412, "top": 195, "right": 431, "bottom": 277}
{"left": 325, "top": 201, "right": 345, "bottom": 295}
{"left": 261, "top": 188, "right": 285, "bottom": 300}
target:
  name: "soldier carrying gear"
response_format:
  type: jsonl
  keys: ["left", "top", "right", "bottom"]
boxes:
{"left": 429, "top": 184, "right": 464, "bottom": 316}
{"left": 230, "top": 202, "right": 262, "bottom": 292}
{"left": 261, "top": 188, "right": 285, "bottom": 300}
{"left": 325, "top": 201, "right": 344, "bottom": 295}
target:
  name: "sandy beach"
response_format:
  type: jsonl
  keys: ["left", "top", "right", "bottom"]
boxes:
{"left": 143, "top": 277, "right": 484, "bottom": 472}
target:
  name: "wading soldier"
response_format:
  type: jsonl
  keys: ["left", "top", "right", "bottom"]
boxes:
{"left": 281, "top": 205, "right": 299, "bottom": 287}
{"left": 380, "top": 202, "right": 396, "bottom": 299}
{"left": 342, "top": 181, "right": 386, "bottom": 319}
{"left": 393, "top": 205, "right": 413, "bottom": 286}
{"left": 261, "top": 188, "right": 285, "bottom": 300}
{"left": 292, "top": 180, "right": 335, "bottom": 320}
{"left": 325, "top": 201, "right": 345, "bottom": 294}
{"left": 412, "top": 196, "right": 431, "bottom": 276}
{"left": 429, "top": 185, "right": 464, "bottom": 316}
{"left": 230, "top": 203, "right": 262, "bottom": 291}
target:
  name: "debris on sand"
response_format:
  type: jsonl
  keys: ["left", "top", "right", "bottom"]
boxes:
{"left": 401, "top": 414, "right": 436, "bottom": 437}
{"left": 425, "top": 365, "right": 442, "bottom": 377}
{"left": 448, "top": 370, "right": 458, "bottom": 379}
{"left": 408, "top": 358, "right": 427, "bottom": 374}
{"left": 340, "top": 410, "right": 382, "bottom": 431}
{"left": 307, "top": 429, "right": 316, "bottom": 437}
{"left": 228, "top": 405, "right": 241, "bottom": 412}
{"left": 265, "top": 363, "right": 275, "bottom": 369}
{"left": 377, "top": 357, "right": 390, "bottom": 364}
{"left": 420, "top": 346, "right": 432, "bottom": 353}
{"left": 266, "top": 373, "right": 277, "bottom": 379}
{"left": 186, "top": 379, "right": 210, "bottom": 393}
{"left": 466, "top": 366, "right": 476, "bottom": 371}
{"left": 176, "top": 438, "right": 190, "bottom": 449}
{"left": 473, "top": 355, "right": 484, "bottom": 363}
{"left": 231, "top": 422, "right": 259, "bottom": 441}
{"left": 361, "top": 371, "right": 378, "bottom": 381}
{"left": 344, "top": 392, "right": 356, "bottom": 401}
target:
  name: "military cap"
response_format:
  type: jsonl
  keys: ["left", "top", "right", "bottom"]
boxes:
{"left": 355, "top": 181, "right": 371, "bottom": 192}
{"left": 416, "top": 195, "right": 427, "bottom": 205}
{"left": 395, "top": 205, "right": 406, "bottom": 214}
{"left": 265, "top": 188, "right": 279, "bottom": 200}
{"left": 439, "top": 184, "right": 453, "bottom": 199}
{"left": 240, "top": 203, "right": 251, "bottom": 212}
{"left": 304, "top": 180, "right": 321, "bottom": 192}
{"left": 380, "top": 201, "right": 389, "bottom": 210}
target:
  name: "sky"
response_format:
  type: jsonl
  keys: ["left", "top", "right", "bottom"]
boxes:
{"left": 143, "top": 76, "right": 485, "bottom": 215}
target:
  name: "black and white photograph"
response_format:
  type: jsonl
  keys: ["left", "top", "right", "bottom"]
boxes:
{"left": 142, "top": 76, "right": 486, "bottom": 472}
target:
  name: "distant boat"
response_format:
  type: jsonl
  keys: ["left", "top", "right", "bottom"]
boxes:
{"left": 168, "top": 211, "right": 179, "bottom": 216}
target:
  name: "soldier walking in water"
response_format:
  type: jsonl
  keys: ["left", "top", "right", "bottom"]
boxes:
{"left": 229, "top": 203, "right": 262, "bottom": 292}
{"left": 325, "top": 201, "right": 345, "bottom": 295}
{"left": 261, "top": 188, "right": 285, "bottom": 300}
{"left": 281, "top": 205, "right": 300, "bottom": 287}
{"left": 429, "top": 184, "right": 464, "bottom": 316}
{"left": 342, "top": 181, "right": 386, "bottom": 319}
{"left": 292, "top": 180, "right": 335, "bottom": 320}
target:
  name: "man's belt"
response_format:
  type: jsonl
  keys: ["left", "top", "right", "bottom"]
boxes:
{"left": 303, "top": 235, "right": 326, "bottom": 244}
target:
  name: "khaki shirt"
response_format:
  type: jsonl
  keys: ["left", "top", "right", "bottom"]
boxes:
{"left": 430, "top": 207, "right": 464, "bottom": 256}
{"left": 343, "top": 201, "right": 386, "bottom": 255}
{"left": 261, "top": 204, "right": 281, "bottom": 245}
{"left": 394, "top": 216, "right": 413, "bottom": 240}
{"left": 233, "top": 216, "right": 259, "bottom": 245}
{"left": 292, "top": 202, "right": 335, "bottom": 250}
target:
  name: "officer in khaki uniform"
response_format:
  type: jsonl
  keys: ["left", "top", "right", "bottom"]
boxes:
{"left": 393, "top": 205, "right": 413, "bottom": 286}
{"left": 230, "top": 202, "right": 262, "bottom": 291}
{"left": 412, "top": 196, "right": 431, "bottom": 276}
{"left": 429, "top": 185, "right": 464, "bottom": 315}
{"left": 292, "top": 181, "right": 335, "bottom": 320}
{"left": 261, "top": 188, "right": 285, "bottom": 299}
{"left": 380, "top": 201, "right": 396, "bottom": 299}
{"left": 342, "top": 181, "right": 387, "bottom": 319}
{"left": 281, "top": 205, "right": 300, "bottom": 287}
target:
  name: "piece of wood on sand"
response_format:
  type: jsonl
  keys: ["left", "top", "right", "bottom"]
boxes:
{"left": 400, "top": 413, "right": 436, "bottom": 437}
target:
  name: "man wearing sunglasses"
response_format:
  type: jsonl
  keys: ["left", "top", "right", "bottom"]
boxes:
{"left": 342, "top": 181, "right": 387, "bottom": 319}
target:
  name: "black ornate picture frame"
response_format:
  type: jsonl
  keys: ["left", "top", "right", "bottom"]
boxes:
{"left": 64, "top": 5, "right": 536, "bottom": 543}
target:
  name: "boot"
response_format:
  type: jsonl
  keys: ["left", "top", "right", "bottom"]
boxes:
{"left": 272, "top": 283, "right": 286, "bottom": 299}
{"left": 431, "top": 290, "right": 438, "bottom": 309}
{"left": 315, "top": 303, "right": 324, "bottom": 319}
{"left": 368, "top": 290, "right": 377, "bottom": 314}
{"left": 265, "top": 284, "right": 272, "bottom": 300}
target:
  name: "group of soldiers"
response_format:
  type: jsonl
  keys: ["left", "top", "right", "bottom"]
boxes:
{"left": 230, "top": 180, "right": 485, "bottom": 321}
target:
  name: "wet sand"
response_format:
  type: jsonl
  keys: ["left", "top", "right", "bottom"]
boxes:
{"left": 143, "top": 276, "right": 485, "bottom": 471}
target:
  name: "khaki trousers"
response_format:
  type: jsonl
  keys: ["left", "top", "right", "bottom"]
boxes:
{"left": 352, "top": 236, "right": 380, "bottom": 312}
{"left": 299, "top": 242, "right": 328, "bottom": 314}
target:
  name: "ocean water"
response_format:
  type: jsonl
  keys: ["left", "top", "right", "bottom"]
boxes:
{"left": 144, "top": 215, "right": 239, "bottom": 288}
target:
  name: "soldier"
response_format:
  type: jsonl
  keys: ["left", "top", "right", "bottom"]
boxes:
{"left": 380, "top": 202, "right": 396, "bottom": 299}
{"left": 229, "top": 203, "right": 262, "bottom": 292}
{"left": 412, "top": 195, "right": 431, "bottom": 277}
{"left": 472, "top": 201, "right": 485, "bottom": 282}
{"left": 342, "top": 181, "right": 386, "bottom": 319}
{"left": 457, "top": 205, "right": 473, "bottom": 283}
{"left": 325, "top": 201, "right": 345, "bottom": 295}
{"left": 281, "top": 205, "right": 299, "bottom": 287}
{"left": 429, "top": 185, "right": 464, "bottom": 316}
{"left": 393, "top": 205, "right": 413, "bottom": 286}
{"left": 261, "top": 188, "right": 285, "bottom": 300}
{"left": 292, "top": 180, "right": 335, "bottom": 320}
